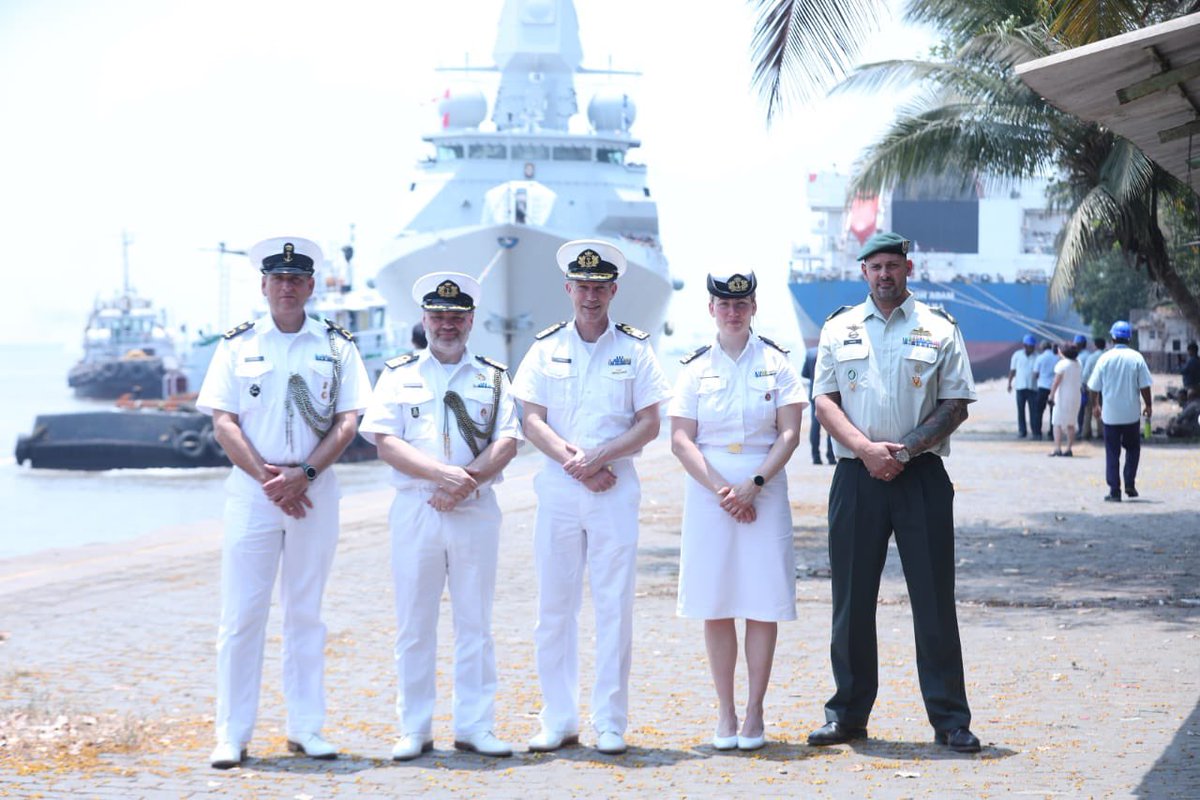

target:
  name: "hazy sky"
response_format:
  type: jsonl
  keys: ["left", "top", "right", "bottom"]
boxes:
{"left": 0, "top": 0, "right": 930, "bottom": 349}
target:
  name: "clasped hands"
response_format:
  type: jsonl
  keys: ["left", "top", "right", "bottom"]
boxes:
{"left": 562, "top": 443, "right": 617, "bottom": 493}
{"left": 262, "top": 464, "right": 314, "bottom": 519}
{"left": 430, "top": 465, "right": 478, "bottom": 512}
{"left": 860, "top": 441, "right": 907, "bottom": 482}
{"left": 716, "top": 480, "right": 758, "bottom": 523}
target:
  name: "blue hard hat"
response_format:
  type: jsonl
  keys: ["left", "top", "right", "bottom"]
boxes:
{"left": 1022, "top": 334, "right": 1037, "bottom": 346}
{"left": 1110, "top": 320, "right": 1132, "bottom": 340}
{"left": 1073, "top": 334, "right": 1088, "bottom": 346}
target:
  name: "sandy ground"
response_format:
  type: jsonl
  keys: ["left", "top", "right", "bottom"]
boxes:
{"left": 0, "top": 377, "right": 1197, "bottom": 799}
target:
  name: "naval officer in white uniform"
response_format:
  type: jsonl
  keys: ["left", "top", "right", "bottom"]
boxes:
{"left": 197, "top": 236, "right": 371, "bottom": 769}
{"left": 511, "top": 239, "right": 670, "bottom": 755}
{"left": 668, "top": 271, "right": 806, "bottom": 751}
{"left": 359, "top": 272, "right": 520, "bottom": 761}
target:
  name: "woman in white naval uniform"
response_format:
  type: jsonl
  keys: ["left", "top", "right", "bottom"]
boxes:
{"left": 668, "top": 271, "right": 805, "bottom": 751}
{"left": 358, "top": 272, "right": 521, "bottom": 761}
{"left": 197, "top": 237, "right": 371, "bottom": 769}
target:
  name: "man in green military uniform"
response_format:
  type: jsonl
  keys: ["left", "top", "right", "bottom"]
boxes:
{"left": 807, "top": 231, "right": 982, "bottom": 753}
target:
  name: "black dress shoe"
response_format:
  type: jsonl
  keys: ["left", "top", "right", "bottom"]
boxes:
{"left": 1104, "top": 492, "right": 1121, "bottom": 502}
{"left": 807, "top": 721, "right": 868, "bottom": 746}
{"left": 1125, "top": 486, "right": 1139, "bottom": 498}
{"left": 935, "top": 727, "right": 981, "bottom": 753}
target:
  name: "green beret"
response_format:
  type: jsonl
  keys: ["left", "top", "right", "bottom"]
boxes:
{"left": 857, "top": 232, "right": 910, "bottom": 261}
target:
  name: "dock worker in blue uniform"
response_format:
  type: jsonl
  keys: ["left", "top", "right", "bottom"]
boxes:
{"left": 511, "top": 239, "right": 670, "bottom": 756}
{"left": 359, "top": 271, "right": 521, "bottom": 761}
{"left": 197, "top": 236, "right": 371, "bottom": 769}
{"left": 807, "top": 231, "right": 982, "bottom": 753}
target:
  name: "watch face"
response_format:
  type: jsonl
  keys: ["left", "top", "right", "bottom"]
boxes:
{"left": 753, "top": 475, "right": 765, "bottom": 486}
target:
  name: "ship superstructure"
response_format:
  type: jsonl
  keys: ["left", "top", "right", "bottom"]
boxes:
{"left": 373, "top": 0, "right": 674, "bottom": 368}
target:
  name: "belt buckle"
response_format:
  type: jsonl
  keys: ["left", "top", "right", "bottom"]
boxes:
{"left": 726, "top": 443, "right": 742, "bottom": 454}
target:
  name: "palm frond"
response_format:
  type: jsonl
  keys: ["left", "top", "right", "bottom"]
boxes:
{"left": 1044, "top": 0, "right": 1146, "bottom": 46}
{"left": 749, "top": 0, "right": 884, "bottom": 123}
{"left": 1051, "top": 185, "right": 1123, "bottom": 303}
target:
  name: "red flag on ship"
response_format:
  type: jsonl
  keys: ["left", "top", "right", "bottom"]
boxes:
{"left": 847, "top": 195, "right": 879, "bottom": 245}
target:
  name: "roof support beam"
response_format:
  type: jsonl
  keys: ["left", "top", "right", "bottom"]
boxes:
{"left": 1116, "top": 55, "right": 1200, "bottom": 104}
{"left": 1158, "top": 117, "right": 1200, "bottom": 144}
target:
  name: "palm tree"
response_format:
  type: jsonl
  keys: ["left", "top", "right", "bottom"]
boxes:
{"left": 749, "top": 0, "right": 1200, "bottom": 331}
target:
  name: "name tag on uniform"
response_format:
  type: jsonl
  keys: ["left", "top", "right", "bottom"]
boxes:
{"left": 403, "top": 382, "right": 423, "bottom": 388}
{"left": 243, "top": 356, "right": 264, "bottom": 362}
{"left": 753, "top": 369, "right": 777, "bottom": 378}
{"left": 843, "top": 338, "right": 863, "bottom": 345}
{"left": 315, "top": 354, "right": 335, "bottom": 362}
{"left": 608, "top": 355, "right": 631, "bottom": 366}
{"left": 552, "top": 356, "right": 572, "bottom": 363}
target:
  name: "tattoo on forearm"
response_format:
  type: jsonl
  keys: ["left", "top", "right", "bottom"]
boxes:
{"left": 900, "top": 399, "right": 969, "bottom": 455}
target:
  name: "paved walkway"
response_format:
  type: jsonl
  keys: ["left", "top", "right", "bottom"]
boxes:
{"left": 1, "top": 380, "right": 1197, "bottom": 798}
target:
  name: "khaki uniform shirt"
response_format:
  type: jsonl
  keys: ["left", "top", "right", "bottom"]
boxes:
{"left": 813, "top": 293, "right": 976, "bottom": 459}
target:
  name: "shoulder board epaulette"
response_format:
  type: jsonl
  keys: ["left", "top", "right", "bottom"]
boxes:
{"left": 385, "top": 353, "right": 419, "bottom": 370}
{"left": 535, "top": 321, "right": 567, "bottom": 340}
{"left": 825, "top": 305, "right": 853, "bottom": 322}
{"left": 475, "top": 354, "right": 508, "bottom": 372}
{"left": 325, "top": 318, "right": 354, "bottom": 341}
{"left": 616, "top": 322, "right": 650, "bottom": 340}
{"left": 680, "top": 344, "right": 711, "bottom": 365}
{"left": 930, "top": 306, "right": 957, "bottom": 325}
{"left": 223, "top": 320, "right": 254, "bottom": 339}
{"left": 757, "top": 335, "right": 790, "bottom": 354}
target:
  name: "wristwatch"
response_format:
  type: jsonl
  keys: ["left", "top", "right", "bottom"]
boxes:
{"left": 753, "top": 474, "right": 765, "bottom": 487}
{"left": 894, "top": 448, "right": 911, "bottom": 464}
{"left": 301, "top": 462, "right": 318, "bottom": 482}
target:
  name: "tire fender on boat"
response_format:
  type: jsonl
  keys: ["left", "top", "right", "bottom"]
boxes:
{"left": 175, "top": 429, "right": 205, "bottom": 459}
{"left": 202, "top": 424, "right": 225, "bottom": 459}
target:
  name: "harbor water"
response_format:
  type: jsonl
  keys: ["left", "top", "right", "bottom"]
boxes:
{"left": 0, "top": 342, "right": 387, "bottom": 559}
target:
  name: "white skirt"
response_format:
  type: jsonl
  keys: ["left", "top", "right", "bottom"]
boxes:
{"left": 676, "top": 446, "right": 797, "bottom": 621}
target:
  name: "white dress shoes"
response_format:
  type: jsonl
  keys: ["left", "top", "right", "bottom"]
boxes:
{"left": 453, "top": 731, "right": 513, "bottom": 757}
{"left": 596, "top": 731, "right": 627, "bottom": 755}
{"left": 391, "top": 734, "right": 434, "bottom": 761}
{"left": 527, "top": 729, "right": 580, "bottom": 752}
{"left": 286, "top": 732, "right": 338, "bottom": 760}
{"left": 712, "top": 733, "right": 739, "bottom": 750}
{"left": 209, "top": 741, "right": 247, "bottom": 769}
{"left": 737, "top": 733, "right": 767, "bottom": 751}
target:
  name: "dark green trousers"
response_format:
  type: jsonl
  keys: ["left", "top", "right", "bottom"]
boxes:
{"left": 823, "top": 454, "right": 971, "bottom": 732}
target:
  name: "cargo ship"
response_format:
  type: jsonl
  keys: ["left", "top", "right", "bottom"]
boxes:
{"left": 789, "top": 172, "right": 1084, "bottom": 379}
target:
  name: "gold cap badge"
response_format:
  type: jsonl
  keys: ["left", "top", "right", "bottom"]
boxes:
{"left": 728, "top": 275, "right": 750, "bottom": 293}
{"left": 436, "top": 280, "right": 460, "bottom": 298}
{"left": 578, "top": 249, "right": 600, "bottom": 268}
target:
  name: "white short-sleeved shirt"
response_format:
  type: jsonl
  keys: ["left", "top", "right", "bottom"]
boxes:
{"left": 813, "top": 294, "right": 976, "bottom": 459}
{"left": 667, "top": 335, "right": 807, "bottom": 447}
{"left": 511, "top": 319, "right": 670, "bottom": 459}
{"left": 196, "top": 314, "right": 371, "bottom": 464}
{"left": 1087, "top": 345, "right": 1153, "bottom": 425}
{"left": 359, "top": 348, "right": 521, "bottom": 491}
{"left": 1034, "top": 349, "right": 1059, "bottom": 389}
{"left": 1009, "top": 348, "right": 1037, "bottom": 390}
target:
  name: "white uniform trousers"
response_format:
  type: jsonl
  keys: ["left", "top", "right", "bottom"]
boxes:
{"left": 390, "top": 486, "right": 501, "bottom": 738}
{"left": 533, "top": 460, "right": 641, "bottom": 736}
{"left": 215, "top": 469, "right": 340, "bottom": 745}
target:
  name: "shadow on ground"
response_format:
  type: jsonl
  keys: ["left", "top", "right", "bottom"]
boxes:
{"left": 1135, "top": 694, "right": 1200, "bottom": 799}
